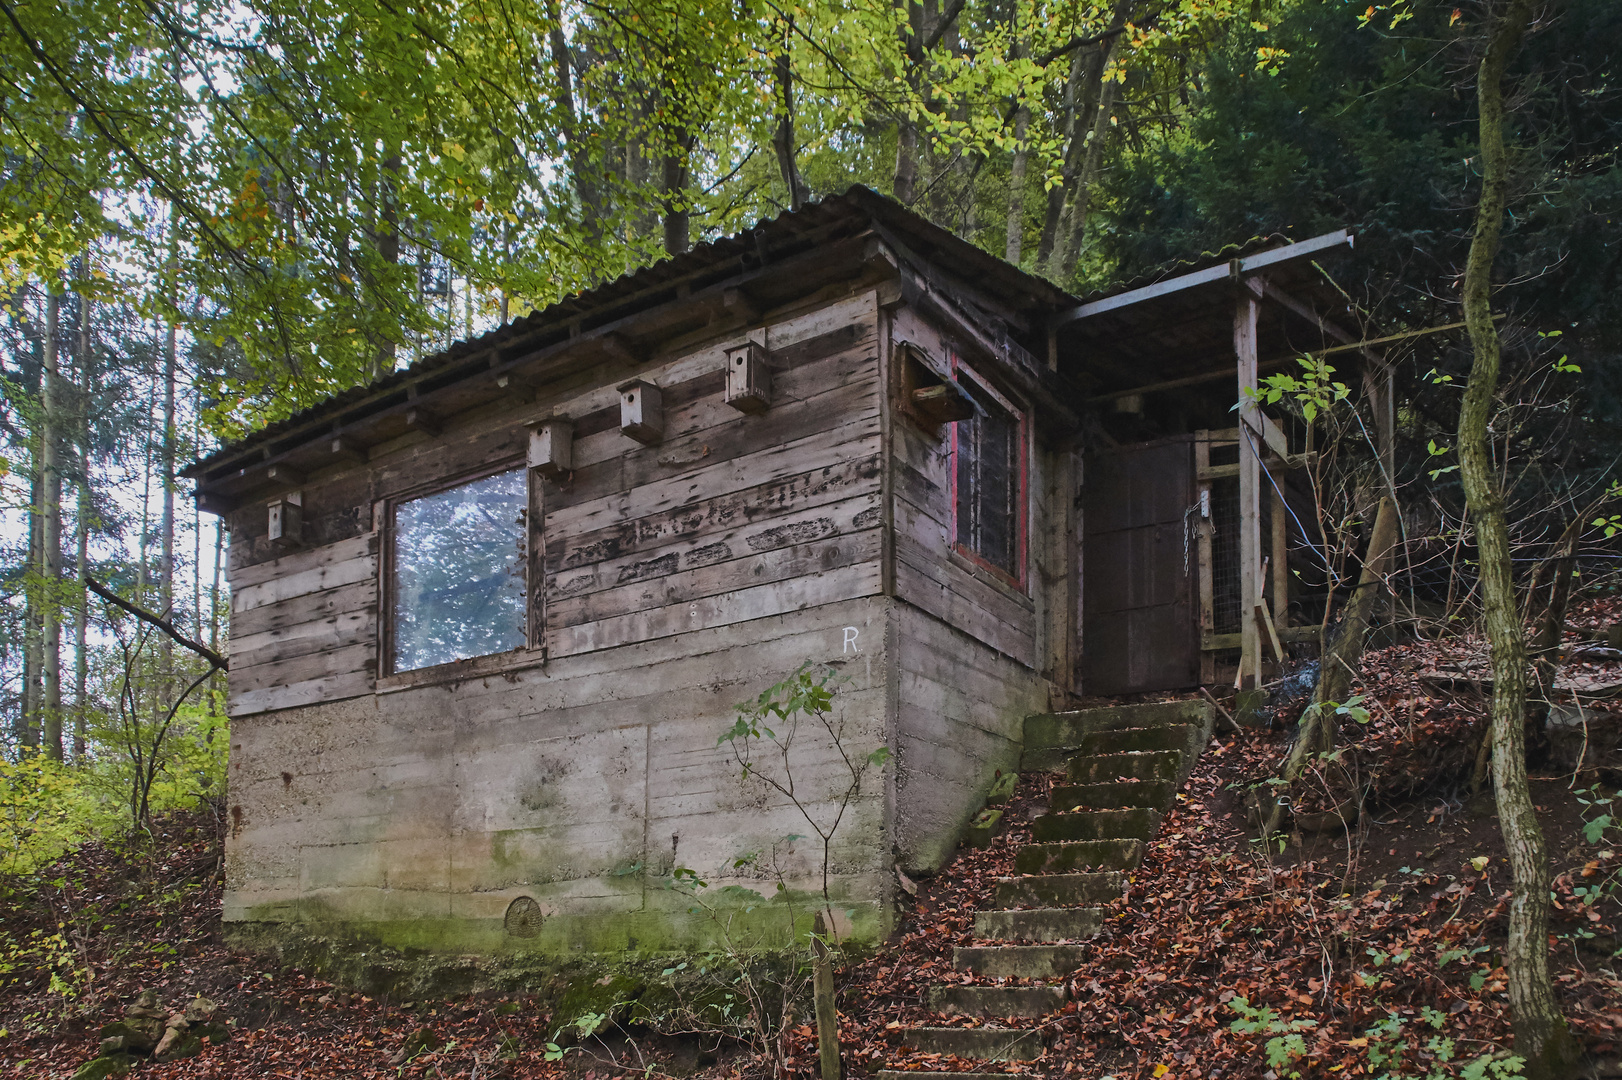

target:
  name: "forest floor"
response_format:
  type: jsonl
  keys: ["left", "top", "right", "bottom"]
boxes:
{"left": 3, "top": 632, "right": 1622, "bottom": 1080}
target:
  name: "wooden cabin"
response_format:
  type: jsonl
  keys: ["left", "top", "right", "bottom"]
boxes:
{"left": 185, "top": 187, "right": 1359, "bottom": 966}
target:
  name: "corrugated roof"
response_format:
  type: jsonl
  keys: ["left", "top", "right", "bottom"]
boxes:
{"left": 189, "top": 186, "right": 1078, "bottom": 478}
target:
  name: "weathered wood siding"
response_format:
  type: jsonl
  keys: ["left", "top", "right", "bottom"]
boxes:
{"left": 882, "top": 304, "right": 1078, "bottom": 873}
{"left": 885, "top": 306, "right": 1044, "bottom": 669}
{"left": 225, "top": 289, "right": 885, "bottom": 715}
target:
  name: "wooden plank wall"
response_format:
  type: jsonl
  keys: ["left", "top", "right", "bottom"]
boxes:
{"left": 885, "top": 306, "right": 1047, "bottom": 671}
{"left": 879, "top": 304, "right": 1075, "bottom": 873}
{"left": 225, "top": 289, "right": 886, "bottom": 717}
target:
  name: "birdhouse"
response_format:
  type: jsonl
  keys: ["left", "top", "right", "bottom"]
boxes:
{"left": 528, "top": 418, "right": 574, "bottom": 480}
{"left": 267, "top": 494, "right": 303, "bottom": 547}
{"left": 618, "top": 379, "right": 663, "bottom": 444}
{"left": 724, "top": 336, "right": 772, "bottom": 415}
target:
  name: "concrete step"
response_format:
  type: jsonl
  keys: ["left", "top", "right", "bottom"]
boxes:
{"left": 1066, "top": 750, "right": 1180, "bottom": 784}
{"left": 1030, "top": 807, "right": 1163, "bottom": 844}
{"left": 1014, "top": 839, "right": 1144, "bottom": 874}
{"left": 1022, "top": 699, "right": 1211, "bottom": 770}
{"left": 926, "top": 984, "right": 1068, "bottom": 1018}
{"left": 1077, "top": 724, "right": 1194, "bottom": 756}
{"left": 1049, "top": 780, "right": 1174, "bottom": 811}
{"left": 953, "top": 943, "right": 1085, "bottom": 978}
{"left": 993, "top": 872, "right": 1124, "bottom": 909}
{"left": 973, "top": 906, "right": 1106, "bottom": 942}
{"left": 889, "top": 1027, "right": 1044, "bottom": 1061}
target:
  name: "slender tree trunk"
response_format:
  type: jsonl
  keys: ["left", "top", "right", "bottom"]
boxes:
{"left": 772, "top": 22, "right": 809, "bottom": 211}
{"left": 74, "top": 284, "right": 93, "bottom": 763}
{"left": 1458, "top": 2, "right": 1581, "bottom": 1073}
{"left": 161, "top": 320, "right": 177, "bottom": 684}
{"left": 1006, "top": 106, "right": 1029, "bottom": 263}
{"left": 21, "top": 404, "right": 41, "bottom": 749}
{"left": 662, "top": 132, "right": 693, "bottom": 256}
{"left": 545, "top": 0, "right": 605, "bottom": 231}
{"left": 1528, "top": 518, "right": 1580, "bottom": 731}
{"left": 892, "top": 0, "right": 925, "bottom": 204}
{"left": 40, "top": 289, "right": 64, "bottom": 761}
{"left": 375, "top": 152, "right": 402, "bottom": 379}
{"left": 74, "top": 475, "right": 89, "bottom": 763}
{"left": 209, "top": 518, "right": 223, "bottom": 717}
{"left": 1053, "top": 73, "right": 1120, "bottom": 278}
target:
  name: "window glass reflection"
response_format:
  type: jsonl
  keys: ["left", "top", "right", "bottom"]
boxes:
{"left": 393, "top": 469, "right": 526, "bottom": 671}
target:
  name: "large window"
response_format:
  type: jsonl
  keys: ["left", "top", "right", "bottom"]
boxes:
{"left": 391, "top": 468, "right": 527, "bottom": 672}
{"left": 951, "top": 363, "right": 1026, "bottom": 584}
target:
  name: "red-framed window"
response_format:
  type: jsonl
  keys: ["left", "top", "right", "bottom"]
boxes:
{"left": 949, "top": 357, "right": 1028, "bottom": 589}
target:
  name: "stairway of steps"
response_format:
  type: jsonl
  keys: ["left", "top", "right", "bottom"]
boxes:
{"left": 878, "top": 698, "right": 1213, "bottom": 1078}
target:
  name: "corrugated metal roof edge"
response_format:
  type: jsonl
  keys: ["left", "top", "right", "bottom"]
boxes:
{"left": 188, "top": 186, "right": 1079, "bottom": 476}
{"left": 1077, "top": 231, "right": 1303, "bottom": 302}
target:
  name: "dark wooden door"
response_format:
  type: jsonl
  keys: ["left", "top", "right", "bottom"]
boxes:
{"left": 1081, "top": 437, "right": 1198, "bottom": 695}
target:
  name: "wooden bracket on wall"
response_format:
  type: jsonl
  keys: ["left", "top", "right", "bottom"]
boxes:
{"left": 896, "top": 341, "right": 973, "bottom": 431}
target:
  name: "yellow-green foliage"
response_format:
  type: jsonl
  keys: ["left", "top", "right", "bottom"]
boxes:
{"left": 0, "top": 699, "right": 228, "bottom": 877}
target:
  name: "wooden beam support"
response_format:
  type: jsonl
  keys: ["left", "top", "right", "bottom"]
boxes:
{"left": 1236, "top": 292, "right": 1263, "bottom": 688}
{"left": 329, "top": 437, "right": 368, "bottom": 464}
{"left": 405, "top": 407, "right": 441, "bottom": 437}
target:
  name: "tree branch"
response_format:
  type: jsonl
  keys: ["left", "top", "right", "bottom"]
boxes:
{"left": 85, "top": 574, "right": 227, "bottom": 671}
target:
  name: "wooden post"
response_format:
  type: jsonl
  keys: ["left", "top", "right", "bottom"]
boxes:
{"left": 1235, "top": 292, "right": 1262, "bottom": 687}
{"left": 1362, "top": 356, "right": 1396, "bottom": 494}
{"left": 1195, "top": 431, "right": 1215, "bottom": 684}
{"left": 1271, "top": 485, "right": 1289, "bottom": 631}
{"left": 811, "top": 911, "right": 841, "bottom": 1080}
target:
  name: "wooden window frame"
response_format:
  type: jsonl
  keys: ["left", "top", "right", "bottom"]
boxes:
{"left": 948, "top": 356, "right": 1030, "bottom": 592}
{"left": 376, "top": 455, "right": 540, "bottom": 683}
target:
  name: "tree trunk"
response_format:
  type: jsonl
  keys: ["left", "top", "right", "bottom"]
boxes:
{"left": 772, "top": 23, "right": 809, "bottom": 210}
{"left": 1006, "top": 106, "right": 1029, "bottom": 263}
{"left": 892, "top": 0, "right": 926, "bottom": 205}
{"left": 74, "top": 284, "right": 93, "bottom": 763}
{"left": 1528, "top": 515, "right": 1581, "bottom": 730}
{"left": 661, "top": 131, "right": 692, "bottom": 256}
{"left": 375, "top": 152, "right": 402, "bottom": 379}
{"left": 1262, "top": 496, "right": 1397, "bottom": 837}
{"left": 545, "top": 0, "right": 606, "bottom": 231}
{"left": 40, "top": 289, "right": 64, "bottom": 761}
{"left": 161, "top": 320, "right": 178, "bottom": 685}
{"left": 1054, "top": 73, "right": 1120, "bottom": 279}
{"left": 1458, "top": 1, "right": 1582, "bottom": 1072}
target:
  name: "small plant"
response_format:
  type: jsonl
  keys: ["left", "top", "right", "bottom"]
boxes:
{"left": 1571, "top": 785, "right": 1620, "bottom": 956}
{"left": 1227, "top": 996, "right": 1316, "bottom": 1077}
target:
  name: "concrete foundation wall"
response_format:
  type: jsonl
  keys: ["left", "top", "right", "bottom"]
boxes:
{"left": 225, "top": 596, "right": 896, "bottom": 956}
{"left": 890, "top": 601, "right": 1049, "bottom": 874}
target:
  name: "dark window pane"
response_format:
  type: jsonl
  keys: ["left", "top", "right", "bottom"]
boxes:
{"left": 955, "top": 375, "right": 1020, "bottom": 576}
{"left": 393, "top": 469, "right": 526, "bottom": 671}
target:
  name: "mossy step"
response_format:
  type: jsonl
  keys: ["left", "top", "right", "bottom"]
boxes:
{"left": 1049, "top": 780, "right": 1174, "bottom": 811}
{"left": 993, "top": 872, "right": 1124, "bottom": 909}
{"left": 1013, "top": 839, "right": 1144, "bottom": 874}
{"left": 926, "top": 984, "right": 1068, "bottom": 1018}
{"left": 1024, "top": 699, "right": 1210, "bottom": 754}
{"left": 1030, "top": 807, "right": 1163, "bottom": 844}
{"left": 888, "top": 1027, "right": 1044, "bottom": 1061}
{"left": 1077, "top": 724, "right": 1194, "bottom": 756}
{"left": 973, "top": 906, "right": 1107, "bottom": 942}
{"left": 1066, "top": 751, "right": 1180, "bottom": 784}
{"left": 953, "top": 943, "right": 1085, "bottom": 978}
